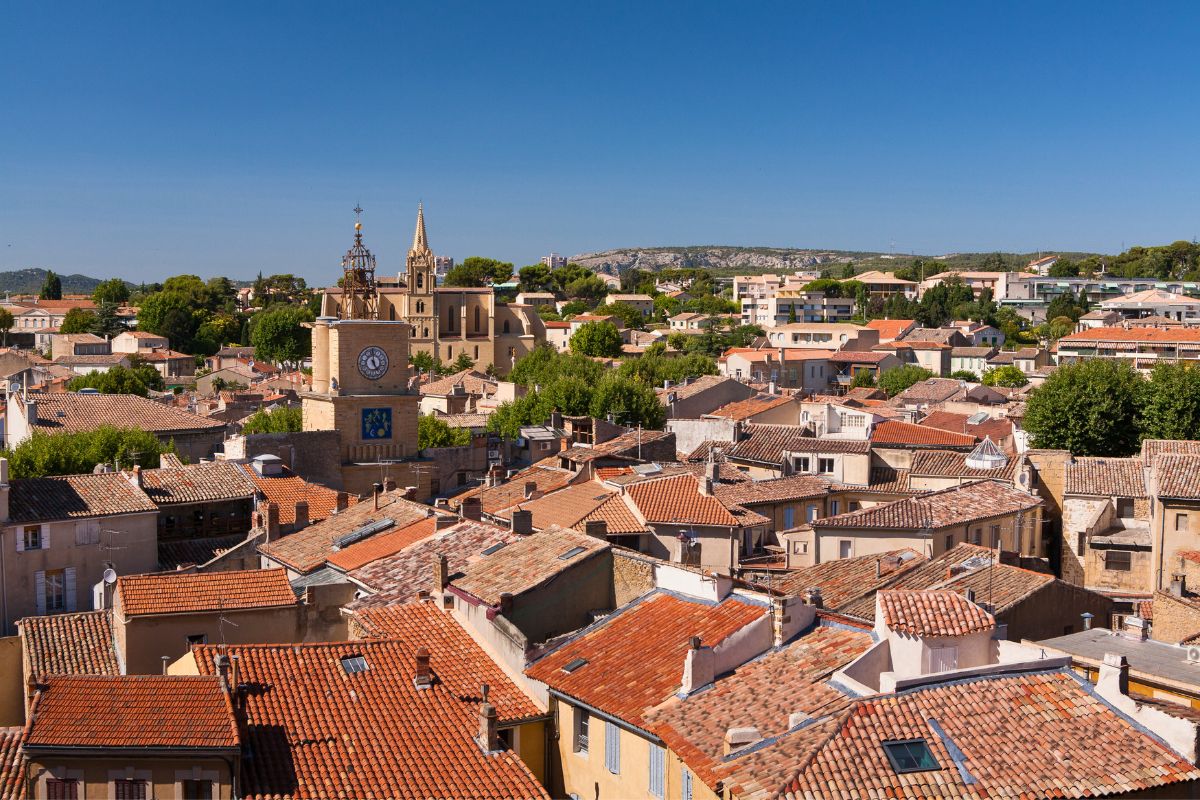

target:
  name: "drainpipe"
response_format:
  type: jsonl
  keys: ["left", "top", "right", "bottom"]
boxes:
{"left": 0, "top": 529, "right": 6, "bottom": 636}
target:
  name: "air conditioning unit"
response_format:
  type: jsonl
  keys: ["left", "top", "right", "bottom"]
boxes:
{"left": 1187, "top": 646, "right": 1200, "bottom": 664}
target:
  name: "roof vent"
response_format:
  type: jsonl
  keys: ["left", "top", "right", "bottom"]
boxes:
{"left": 562, "top": 657, "right": 588, "bottom": 673}
{"left": 333, "top": 518, "right": 395, "bottom": 550}
{"left": 965, "top": 436, "right": 1007, "bottom": 471}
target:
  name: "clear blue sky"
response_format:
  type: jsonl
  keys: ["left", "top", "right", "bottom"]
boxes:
{"left": 3, "top": 1, "right": 1199, "bottom": 284}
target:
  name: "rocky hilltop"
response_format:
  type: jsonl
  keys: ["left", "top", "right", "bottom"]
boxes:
{"left": 566, "top": 246, "right": 882, "bottom": 276}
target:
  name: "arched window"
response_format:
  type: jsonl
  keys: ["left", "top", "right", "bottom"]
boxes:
{"left": 422, "top": 327, "right": 429, "bottom": 338}
{"left": 416, "top": 273, "right": 423, "bottom": 289}
{"left": 388, "top": 306, "right": 396, "bottom": 321}
{"left": 474, "top": 307, "right": 480, "bottom": 333}
{"left": 416, "top": 300, "right": 425, "bottom": 314}
{"left": 503, "top": 320, "right": 510, "bottom": 334}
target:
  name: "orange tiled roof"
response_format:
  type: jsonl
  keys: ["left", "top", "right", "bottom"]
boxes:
{"left": 866, "top": 319, "right": 916, "bottom": 341}
{"left": 9, "top": 472, "right": 158, "bottom": 522}
{"left": 909, "top": 448, "right": 1016, "bottom": 481}
{"left": 813, "top": 480, "right": 1041, "bottom": 531}
{"left": 450, "top": 464, "right": 574, "bottom": 516}
{"left": 18, "top": 610, "right": 119, "bottom": 677}
{"left": 919, "top": 410, "right": 1013, "bottom": 441}
{"left": 872, "top": 420, "right": 976, "bottom": 448}
{"left": 116, "top": 568, "right": 296, "bottom": 617}
{"left": 139, "top": 461, "right": 256, "bottom": 505}
{"left": 526, "top": 591, "right": 768, "bottom": 725}
{"left": 706, "top": 394, "right": 795, "bottom": 421}
{"left": 1153, "top": 453, "right": 1200, "bottom": 499}
{"left": 25, "top": 392, "right": 225, "bottom": 434}
{"left": 25, "top": 675, "right": 239, "bottom": 750}
{"left": 579, "top": 493, "right": 650, "bottom": 536}
{"left": 1060, "top": 325, "right": 1200, "bottom": 344}
{"left": 194, "top": 637, "right": 548, "bottom": 800}
{"left": 239, "top": 463, "right": 349, "bottom": 527}
{"left": 493, "top": 481, "right": 615, "bottom": 530}
{"left": 774, "top": 549, "right": 926, "bottom": 610}
{"left": 626, "top": 473, "right": 745, "bottom": 527}
{"left": 0, "top": 728, "right": 21, "bottom": 800}
{"left": 451, "top": 527, "right": 608, "bottom": 606}
{"left": 326, "top": 517, "right": 438, "bottom": 572}
{"left": 1065, "top": 456, "right": 1147, "bottom": 498}
{"left": 878, "top": 589, "right": 994, "bottom": 637}
{"left": 420, "top": 368, "right": 497, "bottom": 397}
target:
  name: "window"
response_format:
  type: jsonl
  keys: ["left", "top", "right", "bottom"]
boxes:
{"left": 340, "top": 655, "right": 369, "bottom": 674}
{"left": 1117, "top": 497, "right": 1135, "bottom": 518}
{"left": 929, "top": 645, "right": 958, "bottom": 672}
{"left": 882, "top": 739, "right": 940, "bottom": 773}
{"left": 793, "top": 456, "right": 810, "bottom": 472}
{"left": 783, "top": 507, "right": 795, "bottom": 528}
{"left": 1177, "top": 513, "right": 1189, "bottom": 532}
{"left": 806, "top": 505, "right": 818, "bottom": 522}
{"left": 474, "top": 307, "right": 481, "bottom": 332}
{"left": 186, "top": 633, "right": 207, "bottom": 647}
{"left": 22, "top": 525, "right": 43, "bottom": 551}
{"left": 114, "top": 779, "right": 147, "bottom": 800}
{"left": 1076, "top": 531, "right": 1087, "bottom": 557}
{"left": 1106, "top": 551, "right": 1132, "bottom": 572}
{"left": 839, "top": 540, "right": 853, "bottom": 559}
{"left": 830, "top": 500, "right": 839, "bottom": 516}
{"left": 573, "top": 709, "right": 589, "bottom": 754}
{"left": 604, "top": 720, "right": 620, "bottom": 774}
{"left": 818, "top": 458, "right": 835, "bottom": 474}
{"left": 503, "top": 320, "right": 510, "bottom": 333}
{"left": 990, "top": 525, "right": 1001, "bottom": 547}
{"left": 649, "top": 742, "right": 665, "bottom": 798}
{"left": 42, "top": 569, "right": 66, "bottom": 613}
{"left": 182, "top": 780, "right": 213, "bottom": 800}
{"left": 849, "top": 501, "right": 860, "bottom": 512}
{"left": 944, "top": 534, "right": 954, "bottom": 552}
{"left": 46, "top": 779, "right": 79, "bottom": 800}
{"left": 681, "top": 767, "right": 693, "bottom": 800}
{"left": 970, "top": 528, "right": 982, "bottom": 545}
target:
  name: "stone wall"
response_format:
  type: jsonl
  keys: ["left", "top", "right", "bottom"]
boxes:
{"left": 225, "top": 430, "right": 344, "bottom": 489}
{"left": 1149, "top": 590, "right": 1200, "bottom": 644}
{"left": 611, "top": 547, "right": 657, "bottom": 606}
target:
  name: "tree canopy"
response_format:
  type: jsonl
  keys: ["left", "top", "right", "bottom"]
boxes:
{"left": 444, "top": 257, "right": 514, "bottom": 287}
{"left": 418, "top": 414, "right": 472, "bottom": 449}
{"left": 241, "top": 406, "right": 302, "bottom": 434}
{"left": 250, "top": 305, "right": 314, "bottom": 368}
{"left": 58, "top": 307, "right": 96, "bottom": 335}
{"left": 92, "top": 278, "right": 131, "bottom": 305}
{"left": 39, "top": 271, "right": 62, "bottom": 300}
{"left": 67, "top": 363, "right": 165, "bottom": 396}
{"left": 569, "top": 321, "right": 623, "bottom": 358}
{"left": 877, "top": 365, "right": 934, "bottom": 396}
{"left": 3, "top": 426, "right": 175, "bottom": 478}
{"left": 1140, "top": 363, "right": 1200, "bottom": 442}
{"left": 981, "top": 365, "right": 1028, "bottom": 388}
{"left": 1024, "top": 360, "right": 1144, "bottom": 456}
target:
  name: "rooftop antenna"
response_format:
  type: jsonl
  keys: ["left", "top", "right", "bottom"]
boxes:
{"left": 217, "top": 598, "right": 240, "bottom": 645}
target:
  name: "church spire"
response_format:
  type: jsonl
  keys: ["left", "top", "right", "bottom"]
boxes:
{"left": 411, "top": 203, "right": 430, "bottom": 255}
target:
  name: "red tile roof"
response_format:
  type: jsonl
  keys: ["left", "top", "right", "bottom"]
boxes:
{"left": 705, "top": 394, "right": 795, "bottom": 421}
{"left": 492, "top": 481, "right": 616, "bottom": 530}
{"left": 116, "top": 568, "right": 296, "bottom": 617}
{"left": 450, "top": 464, "right": 575, "bottom": 516}
{"left": 909, "top": 448, "right": 1016, "bottom": 481}
{"left": 24, "top": 392, "right": 225, "bottom": 434}
{"left": 18, "top": 610, "right": 119, "bottom": 677}
{"left": 9, "top": 472, "right": 159, "bottom": 522}
{"left": 451, "top": 527, "right": 608, "bottom": 606}
{"left": 714, "top": 474, "right": 835, "bottom": 506}
{"left": 1065, "top": 456, "right": 1147, "bottom": 497}
{"left": 774, "top": 549, "right": 926, "bottom": 609}
{"left": 526, "top": 592, "right": 768, "bottom": 725}
{"left": 1153, "top": 453, "right": 1200, "bottom": 498}
{"left": 626, "top": 474, "right": 745, "bottom": 527}
{"left": 866, "top": 319, "right": 915, "bottom": 341}
{"left": 240, "top": 463, "right": 349, "bottom": 526}
{"left": 872, "top": 419, "right": 976, "bottom": 448}
{"left": 813, "top": 480, "right": 1041, "bottom": 531}
{"left": 326, "top": 517, "right": 438, "bottom": 572}
{"left": 139, "top": 461, "right": 256, "bottom": 505}
{"left": 194, "top": 637, "right": 548, "bottom": 800}
{"left": 0, "top": 728, "right": 21, "bottom": 800}
{"left": 877, "top": 589, "right": 994, "bottom": 636}
{"left": 1060, "top": 325, "right": 1200, "bottom": 344}
{"left": 726, "top": 424, "right": 813, "bottom": 465}
{"left": 24, "top": 675, "right": 239, "bottom": 750}
{"left": 919, "top": 410, "right": 1013, "bottom": 441}
{"left": 420, "top": 369, "right": 496, "bottom": 397}
{"left": 579, "top": 493, "right": 648, "bottom": 536}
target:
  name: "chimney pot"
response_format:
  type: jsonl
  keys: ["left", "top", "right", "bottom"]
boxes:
{"left": 477, "top": 700, "right": 500, "bottom": 752}
{"left": 414, "top": 646, "right": 432, "bottom": 689}
{"left": 689, "top": 636, "right": 702, "bottom": 650}
{"left": 373, "top": 483, "right": 383, "bottom": 510}
{"left": 511, "top": 508, "right": 533, "bottom": 535}
{"left": 461, "top": 496, "right": 483, "bottom": 521}
{"left": 498, "top": 592, "right": 514, "bottom": 615}
{"left": 294, "top": 501, "right": 309, "bottom": 530}
{"left": 805, "top": 587, "right": 823, "bottom": 609}
{"left": 132, "top": 464, "right": 143, "bottom": 487}
{"left": 524, "top": 481, "right": 537, "bottom": 500}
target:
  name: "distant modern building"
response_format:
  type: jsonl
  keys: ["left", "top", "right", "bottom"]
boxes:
{"left": 540, "top": 252, "right": 568, "bottom": 269}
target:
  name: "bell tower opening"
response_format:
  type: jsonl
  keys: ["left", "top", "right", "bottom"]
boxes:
{"left": 340, "top": 205, "right": 378, "bottom": 320}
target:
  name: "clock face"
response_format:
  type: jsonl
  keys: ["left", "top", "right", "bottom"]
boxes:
{"left": 357, "top": 346, "right": 389, "bottom": 380}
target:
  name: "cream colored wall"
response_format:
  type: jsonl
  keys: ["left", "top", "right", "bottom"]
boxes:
{"left": 1153, "top": 500, "right": 1200, "bottom": 591}
{"left": 513, "top": 720, "right": 547, "bottom": 787}
{"left": 118, "top": 606, "right": 300, "bottom": 675}
{"left": 26, "top": 757, "right": 234, "bottom": 800}
{"left": 815, "top": 509, "right": 1040, "bottom": 564}
{"left": 0, "top": 635, "right": 23, "bottom": 726}
{"left": 555, "top": 701, "right": 659, "bottom": 800}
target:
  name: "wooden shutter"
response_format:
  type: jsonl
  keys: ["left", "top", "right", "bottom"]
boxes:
{"left": 649, "top": 743, "right": 665, "bottom": 798}
{"left": 64, "top": 568, "right": 77, "bottom": 612}
{"left": 604, "top": 720, "right": 620, "bottom": 774}
{"left": 35, "top": 571, "right": 46, "bottom": 615}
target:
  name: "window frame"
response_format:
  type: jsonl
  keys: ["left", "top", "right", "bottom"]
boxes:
{"left": 881, "top": 739, "right": 941, "bottom": 774}
{"left": 573, "top": 708, "right": 589, "bottom": 755}
{"left": 1105, "top": 550, "right": 1133, "bottom": 572}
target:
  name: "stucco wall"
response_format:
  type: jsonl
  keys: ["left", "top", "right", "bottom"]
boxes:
{"left": 0, "top": 635, "right": 22, "bottom": 726}
{"left": 226, "top": 430, "right": 344, "bottom": 490}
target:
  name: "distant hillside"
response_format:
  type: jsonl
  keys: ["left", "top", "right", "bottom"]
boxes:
{"left": 568, "top": 246, "right": 1105, "bottom": 277}
{"left": 0, "top": 268, "right": 108, "bottom": 295}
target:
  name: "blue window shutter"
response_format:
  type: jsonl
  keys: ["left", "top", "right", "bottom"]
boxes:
{"left": 784, "top": 507, "right": 794, "bottom": 528}
{"left": 649, "top": 743, "right": 664, "bottom": 798}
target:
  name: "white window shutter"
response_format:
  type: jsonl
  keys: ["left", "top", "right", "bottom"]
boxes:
{"left": 40, "top": 526, "right": 48, "bottom": 550}
{"left": 649, "top": 743, "right": 665, "bottom": 798}
{"left": 15, "top": 530, "right": 22, "bottom": 553}
{"left": 605, "top": 721, "right": 620, "bottom": 774}
{"left": 682, "top": 766, "right": 693, "bottom": 800}
{"left": 34, "top": 571, "right": 46, "bottom": 615}
{"left": 64, "top": 568, "right": 77, "bottom": 612}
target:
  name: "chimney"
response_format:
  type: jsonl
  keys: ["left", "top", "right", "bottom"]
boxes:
{"left": 373, "top": 482, "right": 383, "bottom": 510}
{"left": 477, "top": 686, "right": 500, "bottom": 752}
{"left": 1123, "top": 614, "right": 1149, "bottom": 641}
{"left": 161, "top": 656, "right": 171, "bottom": 675}
{"left": 549, "top": 410, "right": 563, "bottom": 431}
{"left": 699, "top": 474, "right": 713, "bottom": 496}
{"left": 584, "top": 520, "right": 608, "bottom": 540}
{"left": 1171, "top": 573, "right": 1186, "bottom": 598}
{"left": 131, "top": 464, "right": 143, "bottom": 488}
{"left": 230, "top": 654, "right": 240, "bottom": 691}
{"left": 213, "top": 654, "right": 231, "bottom": 690}
{"left": 433, "top": 554, "right": 449, "bottom": 591}
{"left": 723, "top": 727, "right": 761, "bottom": 756}
{"left": 404, "top": 486, "right": 418, "bottom": 501}
{"left": 805, "top": 587, "right": 823, "bottom": 609}
{"left": 511, "top": 508, "right": 533, "bottom": 535}
{"left": 1081, "top": 612, "right": 1094, "bottom": 631}
{"left": 294, "top": 501, "right": 309, "bottom": 530}
{"left": 384, "top": 477, "right": 397, "bottom": 492}
{"left": 435, "top": 514, "right": 457, "bottom": 531}
{"left": 1098, "top": 652, "right": 1130, "bottom": 697}
{"left": 266, "top": 502, "right": 280, "bottom": 541}
{"left": 771, "top": 597, "right": 791, "bottom": 648}
{"left": 413, "top": 647, "right": 432, "bottom": 689}
{"left": 704, "top": 460, "right": 719, "bottom": 483}
{"left": 681, "top": 636, "right": 715, "bottom": 694}
{"left": 335, "top": 492, "right": 350, "bottom": 512}
{"left": 875, "top": 559, "right": 882, "bottom": 579}
{"left": 498, "top": 592, "right": 514, "bottom": 616}
{"left": 524, "top": 481, "right": 537, "bottom": 500}
{"left": 462, "top": 496, "right": 483, "bottom": 521}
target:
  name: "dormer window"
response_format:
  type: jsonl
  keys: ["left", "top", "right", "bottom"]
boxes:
{"left": 882, "top": 739, "right": 939, "bottom": 773}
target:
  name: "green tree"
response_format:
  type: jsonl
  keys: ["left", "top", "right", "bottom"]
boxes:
{"left": 194, "top": 312, "right": 243, "bottom": 355}
{"left": 949, "top": 370, "right": 980, "bottom": 383}
{"left": 3, "top": 426, "right": 173, "bottom": 478}
{"left": 139, "top": 291, "right": 202, "bottom": 351}
{"left": 66, "top": 363, "right": 164, "bottom": 396}
{"left": 39, "top": 271, "right": 62, "bottom": 300}
{"left": 605, "top": 302, "right": 647, "bottom": 331}
{"left": 90, "top": 302, "right": 126, "bottom": 338}
{"left": 451, "top": 352, "right": 475, "bottom": 372}
{"left": 1141, "top": 362, "right": 1200, "bottom": 441}
{"left": 206, "top": 276, "right": 237, "bottom": 309}
{"left": 0, "top": 307, "right": 14, "bottom": 347}
{"left": 59, "top": 307, "right": 96, "bottom": 334}
{"left": 241, "top": 406, "right": 303, "bottom": 434}
{"left": 540, "top": 376, "right": 594, "bottom": 416}
{"left": 667, "top": 332, "right": 689, "bottom": 352}
{"left": 560, "top": 300, "right": 591, "bottom": 316}
{"left": 878, "top": 365, "right": 934, "bottom": 396}
{"left": 981, "top": 365, "right": 1028, "bottom": 387}
{"left": 444, "top": 257, "right": 514, "bottom": 287}
{"left": 92, "top": 278, "right": 131, "bottom": 305}
{"left": 840, "top": 263, "right": 856, "bottom": 279}
{"left": 588, "top": 374, "right": 666, "bottom": 429}
{"left": 250, "top": 305, "right": 314, "bottom": 368}
{"left": 564, "top": 274, "right": 608, "bottom": 302}
{"left": 850, "top": 370, "right": 876, "bottom": 388}
{"left": 410, "top": 351, "right": 442, "bottom": 374}
{"left": 1046, "top": 291, "right": 1085, "bottom": 323}
{"left": 418, "top": 414, "right": 472, "bottom": 449}
{"left": 569, "top": 321, "right": 623, "bottom": 358}
{"left": 1024, "top": 360, "right": 1143, "bottom": 456}
{"left": 487, "top": 393, "right": 547, "bottom": 440}
{"left": 518, "top": 264, "right": 555, "bottom": 293}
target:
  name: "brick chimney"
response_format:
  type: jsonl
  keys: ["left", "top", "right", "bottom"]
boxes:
{"left": 511, "top": 508, "right": 533, "bottom": 536}
{"left": 433, "top": 554, "right": 449, "bottom": 591}
{"left": 584, "top": 520, "right": 608, "bottom": 541}
{"left": 435, "top": 514, "right": 457, "bottom": 531}
{"left": 413, "top": 647, "right": 432, "bottom": 690}
{"left": 335, "top": 492, "right": 350, "bottom": 512}
{"left": 266, "top": 502, "right": 280, "bottom": 541}
{"left": 805, "top": 586, "right": 823, "bottom": 609}
{"left": 461, "top": 496, "right": 482, "bottom": 521}
{"left": 294, "top": 501, "right": 309, "bottom": 530}
{"left": 523, "top": 481, "right": 537, "bottom": 500}
{"left": 477, "top": 684, "right": 499, "bottom": 752}
{"left": 131, "top": 464, "right": 143, "bottom": 488}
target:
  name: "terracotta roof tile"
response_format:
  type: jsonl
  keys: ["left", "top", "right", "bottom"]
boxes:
{"left": 862, "top": 465, "right": 913, "bottom": 492}
{"left": 348, "top": 520, "right": 521, "bottom": 609}
{"left": 773, "top": 549, "right": 926, "bottom": 610}
{"left": 872, "top": 419, "right": 976, "bottom": 448}
{"left": 419, "top": 369, "right": 496, "bottom": 397}
{"left": 866, "top": 319, "right": 915, "bottom": 341}
{"left": 138, "top": 461, "right": 256, "bottom": 505}
{"left": 705, "top": 394, "right": 795, "bottom": 421}
{"left": 910, "top": 448, "right": 1016, "bottom": 481}
{"left": 25, "top": 675, "right": 239, "bottom": 750}
{"left": 451, "top": 465, "right": 574, "bottom": 516}
{"left": 18, "top": 610, "right": 119, "bottom": 677}
{"left": 1061, "top": 325, "right": 1200, "bottom": 344}
{"left": 1142, "top": 439, "right": 1200, "bottom": 462}
{"left": 878, "top": 589, "right": 994, "bottom": 636}
{"left": 493, "top": 481, "right": 616, "bottom": 530}
{"left": 813, "top": 480, "right": 1041, "bottom": 531}
{"left": 194, "top": 636, "right": 547, "bottom": 800}
{"left": 452, "top": 527, "right": 608, "bottom": 606}
{"left": 919, "top": 410, "right": 1013, "bottom": 441}
{"left": 1154, "top": 453, "right": 1200, "bottom": 498}
{"left": 23, "top": 392, "right": 225, "bottom": 434}
{"left": 158, "top": 533, "right": 247, "bottom": 570}
{"left": 116, "top": 568, "right": 296, "bottom": 617}
{"left": 726, "top": 424, "right": 814, "bottom": 465}
{"left": 1065, "top": 456, "right": 1147, "bottom": 497}
{"left": 0, "top": 728, "right": 21, "bottom": 800}
{"left": 259, "top": 490, "right": 439, "bottom": 573}
{"left": 526, "top": 591, "right": 768, "bottom": 725}
{"left": 714, "top": 474, "right": 835, "bottom": 506}
{"left": 888, "top": 377, "right": 965, "bottom": 405}
{"left": 239, "top": 463, "right": 348, "bottom": 526}
{"left": 9, "top": 473, "right": 158, "bottom": 522}
{"left": 326, "top": 517, "right": 439, "bottom": 572}
{"left": 935, "top": 562, "right": 1054, "bottom": 613}
{"left": 578, "top": 494, "right": 649, "bottom": 536}
{"left": 626, "top": 474, "right": 745, "bottom": 527}
{"left": 559, "top": 429, "right": 675, "bottom": 464}
{"left": 654, "top": 374, "right": 734, "bottom": 401}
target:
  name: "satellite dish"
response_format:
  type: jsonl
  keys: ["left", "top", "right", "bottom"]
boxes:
{"left": 102, "top": 568, "right": 117, "bottom": 585}
{"left": 8, "top": 382, "right": 19, "bottom": 395}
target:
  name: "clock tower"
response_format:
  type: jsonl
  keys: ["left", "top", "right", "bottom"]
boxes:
{"left": 303, "top": 215, "right": 426, "bottom": 497}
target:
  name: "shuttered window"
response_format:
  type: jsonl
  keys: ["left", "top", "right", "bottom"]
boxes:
{"left": 114, "top": 779, "right": 147, "bottom": 800}
{"left": 604, "top": 720, "right": 620, "bottom": 774}
{"left": 649, "top": 743, "right": 665, "bottom": 798}
{"left": 681, "top": 766, "right": 693, "bottom": 800}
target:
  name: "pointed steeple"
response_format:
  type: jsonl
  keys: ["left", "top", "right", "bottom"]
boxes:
{"left": 410, "top": 203, "right": 430, "bottom": 256}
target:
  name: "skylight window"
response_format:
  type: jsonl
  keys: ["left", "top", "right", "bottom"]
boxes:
{"left": 340, "top": 655, "right": 369, "bottom": 675}
{"left": 559, "top": 546, "right": 588, "bottom": 560}
{"left": 882, "top": 739, "right": 940, "bottom": 773}
{"left": 562, "top": 658, "right": 589, "bottom": 673}
{"left": 481, "top": 542, "right": 508, "bottom": 556}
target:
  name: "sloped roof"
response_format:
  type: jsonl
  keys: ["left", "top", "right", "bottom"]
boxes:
{"left": 9, "top": 473, "right": 158, "bottom": 522}
{"left": 813, "top": 481, "right": 1041, "bottom": 531}
{"left": 116, "top": 568, "right": 296, "bottom": 617}
{"left": 726, "top": 424, "right": 811, "bottom": 465}
{"left": 239, "top": 462, "right": 348, "bottom": 527}
{"left": 138, "top": 461, "right": 256, "bottom": 505}
{"left": 451, "top": 527, "right": 608, "bottom": 605}
{"left": 705, "top": 394, "right": 795, "bottom": 421}
{"left": 0, "top": 728, "right": 21, "bottom": 800}
{"left": 919, "top": 410, "right": 1013, "bottom": 442}
{"left": 1060, "top": 326, "right": 1200, "bottom": 344}
{"left": 872, "top": 420, "right": 976, "bottom": 448}
{"left": 420, "top": 369, "right": 496, "bottom": 397}
{"left": 773, "top": 549, "right": 927, "bottom": 610}
{"left": 194, "top": 636, "right": 548, "bottom": 800}
{"left": 18, "top": 610, "right": 119, "bottom": 677}
{"left": 1065, "top": 456, "right": 1147, "bottom": 498}
{"left": 909, "top": 449, "right": 1016, "bottom": 481}
{"left": 1154, "top": 453, "right": 1200, "bottom": 499}
{"left": 492, "top": 481, "right": 616, "bottom": 530}
{"left": 25, "top": 392, "right": 225, "bottom": 434}
{"left": 25, "top": 675, "right": 239, "bottom": 750}
{"left": 325, "top": 517, "right": 439, "bottom": 572}
{"left": 450, "top": 464, "right": 575, "bottom": 516}
{"left": 878, "top": 589, "right": 994, "bottom": 637}
{"left": 714, "top": 474, "right": 835, "bottom": 506}
{"left": 626, "top": 474, "right": 747, "bottom": 527}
